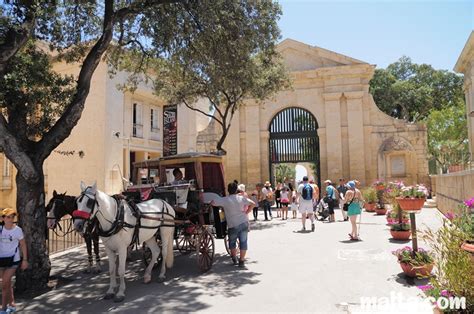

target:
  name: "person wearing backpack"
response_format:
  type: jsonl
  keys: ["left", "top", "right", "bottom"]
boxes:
{"left": 0, "top": 208, "right": 28, "bottom": 313}
{"left": 297, "top": 176, "right": 315, "bottom": 232}
{"left": 324, "top": 180, "right": 337, "bottom": 222}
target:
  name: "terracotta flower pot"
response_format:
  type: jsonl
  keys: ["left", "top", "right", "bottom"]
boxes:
{"left": 399, "top": 262, "right": 433, "bottom": 278}
{"left": 396, "top": 197, "right": 425, "bottom": 212}
{"left": 365, "top": 203, "right": 376, "bottom": 212}
{"left": 461, "top": 241, "right": 474, "bottom": 263}
{"left": 375, "top": 208, "right": 387, "bottom": 215}
{"left": 390, "top": 230, "right": 411, "bottom": 240}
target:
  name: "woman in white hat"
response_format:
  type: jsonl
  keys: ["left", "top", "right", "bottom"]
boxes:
{"left": 0, "top": 208, "right": 28, "bottom": 313}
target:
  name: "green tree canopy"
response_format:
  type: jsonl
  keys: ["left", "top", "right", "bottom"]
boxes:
{"left": 150, "top": 0, "right": 290, "bottom": 153}
{"left": 369, "top": 56, "right": 464, "bottom": 122}
{"left": 274, "top": 164, "right": 296, "bottom": 185}
{"left": 426, "top": 103, "right": 469, "bottom": 173}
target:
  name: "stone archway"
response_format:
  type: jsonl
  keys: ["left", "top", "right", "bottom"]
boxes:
{"left": 268, "top": 107, "right": 320, "bottom": 189}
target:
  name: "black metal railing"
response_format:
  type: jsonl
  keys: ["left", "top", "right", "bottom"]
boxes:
{"left": 47, "top": 217, "right": 84, "bottom": 254}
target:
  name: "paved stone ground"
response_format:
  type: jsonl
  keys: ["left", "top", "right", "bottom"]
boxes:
{"left": 17, "top": 206, "right": 443, "bottom": 313}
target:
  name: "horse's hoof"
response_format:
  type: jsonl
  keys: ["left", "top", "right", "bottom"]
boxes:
{"left": 83, "top": 268, "right": 92, "bottom": 274}
{"left": 113, "top": 295, "right": 125, "bottom": 303}
{"left": 93, "top": 267, "right": 102, "bottom": 274}
{"left": 144, "top": 275, "right": 151, "bottom": 284}
{"left": 157, "top": 276, "right": 166, "bottom": 283}
{"left": 104, "top": 293, "right": 115, "bottom": 300}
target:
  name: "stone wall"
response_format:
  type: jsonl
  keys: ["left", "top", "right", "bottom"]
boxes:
{"left": 431, "top": 170, "right": 474, "bottom": 214}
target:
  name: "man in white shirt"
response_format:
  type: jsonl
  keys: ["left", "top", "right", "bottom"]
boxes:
{"left": 297, "top": 176, "right": 315, "bottom": 232}
{"left": 212, "top": 182, "right": 255, "bottom": 267}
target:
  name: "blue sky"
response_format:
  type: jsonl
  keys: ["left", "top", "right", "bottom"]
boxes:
{"left": 278, "top": 0, "right": 473, "bottom": 71}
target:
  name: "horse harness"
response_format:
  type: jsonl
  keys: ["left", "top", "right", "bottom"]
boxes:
{"left": 79, "top": 193, "right": 175, "bottom": 247}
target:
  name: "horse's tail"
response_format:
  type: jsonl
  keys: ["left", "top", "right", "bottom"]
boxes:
{"left": 165, "top": 226, "right": 174, "bottom": 268}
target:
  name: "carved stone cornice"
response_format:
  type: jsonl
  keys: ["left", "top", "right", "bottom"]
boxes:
{"left": 322, "top": 92, "right": 342, "bottom": 101}
{"left": 343, "top": 91, "right": 365, "bottom": 99}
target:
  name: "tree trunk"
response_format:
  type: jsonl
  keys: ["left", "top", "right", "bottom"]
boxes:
{"left": 216, "top": 125, "right": 229, "bottom": 155}
{"left": 14, "top": 169, "right": 50, "bottom": 293}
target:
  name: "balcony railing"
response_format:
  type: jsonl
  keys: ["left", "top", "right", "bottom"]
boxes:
{"left": 150, "top": 128, "right": 160, "bottom": 141}
{"left": 133, "top": 123, "right": 143, "bottom": 138}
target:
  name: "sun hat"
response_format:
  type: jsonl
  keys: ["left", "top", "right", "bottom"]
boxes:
{"left": 2, "top": 208, "right": 17, "bottom": 216}
{"left": 264, "top": 181, "right": 271, "bottom": 186}
{"left": 324, "top": 179, "right": 332, "bottom": 184}
{"left": 237, "top": 184, "right": 246, "bottom": 192}
{"left": 347, "top": 181, "right": 356, "bottom": 189}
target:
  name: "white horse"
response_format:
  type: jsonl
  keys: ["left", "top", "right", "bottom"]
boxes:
{"left": 73, "top": 182, "right": 175, "bottom": 302}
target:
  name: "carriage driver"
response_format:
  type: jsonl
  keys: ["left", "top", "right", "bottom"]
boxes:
{"left": 171, "top": 168, "right": 184, "bottom": 185}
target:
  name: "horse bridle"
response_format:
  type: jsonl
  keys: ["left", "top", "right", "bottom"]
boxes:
{"left": 74, "top": 189, "right": 100, "bottom": 220}
{"left": 47, "top": 197, "right": 75, "bottom": 237}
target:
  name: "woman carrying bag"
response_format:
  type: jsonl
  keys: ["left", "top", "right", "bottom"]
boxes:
{"left": 344, "top": 181, "right": 364, "bottom": 241}
{"left": 0, "top": 208, "right": 28, "bottom": 313}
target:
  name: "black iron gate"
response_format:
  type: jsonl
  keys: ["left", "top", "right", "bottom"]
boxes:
{"left": 269, "top": 107, "right": 320, "bottom": 188}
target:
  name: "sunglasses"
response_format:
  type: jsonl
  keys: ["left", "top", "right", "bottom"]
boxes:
{"left": 2, "top": 215, "right": 15, "bottom": 219}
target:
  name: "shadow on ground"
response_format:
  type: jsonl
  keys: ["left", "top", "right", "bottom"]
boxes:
{"left": 20, "top": 245, "right": 262, "bottom": 313}
{"left": 391, "top": 272, "right": 430, "bottom": 287}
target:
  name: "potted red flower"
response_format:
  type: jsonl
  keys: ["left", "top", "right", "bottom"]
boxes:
{"left": 392, "top": 246, "right": 434, "bottom": 278}
{"left": 373, "top": 180, "right": 385, "bottom": 191}
{"left": 396, "top": 184, "right": 428, "bottom": 213}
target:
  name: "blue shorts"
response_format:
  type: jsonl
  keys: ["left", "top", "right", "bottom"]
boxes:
{"left": 228, "top": 222, "right": 249, "bottom": 250}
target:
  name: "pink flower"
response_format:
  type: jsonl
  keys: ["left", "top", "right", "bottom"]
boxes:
{"left": 464, "top": 197, "right": 474, "bottom": 208}
{"left": 444, "top": 212, "right": 455, "bottom": 220}
{"left": 418, "top": 284, "right": 433, "bottom": 292}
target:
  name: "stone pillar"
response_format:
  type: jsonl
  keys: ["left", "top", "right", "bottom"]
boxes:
{"left": 323, "top": 92, "right": 343, "bottom": 181}
{"left": 345, "top": 91, "right": 366, "bottom": 184}
{"left": 260, "top": 131, "right": 270, "bottom": 183}
{"left": 465, "top": 76, "right": 474, "bottom": 167}
{"left": 244, "top": 104, "right": 262, "bottom": 185}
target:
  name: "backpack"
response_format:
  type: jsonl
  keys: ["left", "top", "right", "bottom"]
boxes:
{"left": 302, "top": 183, "right": 313, "bottom": 201}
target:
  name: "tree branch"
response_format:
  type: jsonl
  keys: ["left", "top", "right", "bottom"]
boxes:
{"left": 0, "top": 115, "right": 38, "bottom": 182}
{"left": 182, "top": 99, "right": 224, "bottom": 127}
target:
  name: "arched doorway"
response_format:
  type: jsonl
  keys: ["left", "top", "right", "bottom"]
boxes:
{"left": 268, "top": 107, "right": 320, "bottom": 189}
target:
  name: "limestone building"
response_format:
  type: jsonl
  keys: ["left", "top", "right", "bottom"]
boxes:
{"left": 203, "top": 39, "right": 429, "bottom": 187}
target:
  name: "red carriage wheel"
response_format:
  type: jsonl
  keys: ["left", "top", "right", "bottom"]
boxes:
{"left": 197, "top": 227, "right": 215, "bottom": 272}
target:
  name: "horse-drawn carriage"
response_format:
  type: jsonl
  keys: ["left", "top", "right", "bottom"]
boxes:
{"left": 125, "top": 152, "right": 227, "bottom": 272}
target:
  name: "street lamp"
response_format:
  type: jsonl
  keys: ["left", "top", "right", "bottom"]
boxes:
{"left": 469, "top": 111, "right": 474, "bottom": 117}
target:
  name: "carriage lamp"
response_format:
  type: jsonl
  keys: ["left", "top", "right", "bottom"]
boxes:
{"left": 469, "top": 110, "right": 474, "bottom": 117}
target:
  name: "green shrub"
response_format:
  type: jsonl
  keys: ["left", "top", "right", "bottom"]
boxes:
{"left": 390, "top": 223, "right": 410, "bottom": 231}
{"left": 362, "top": 187, "right": 377, "bottom": 203}
{"left": 422, "top": 218, "right": 474, "bottom": 312}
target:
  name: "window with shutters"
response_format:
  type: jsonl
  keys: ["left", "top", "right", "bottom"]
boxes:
{"left": 132, "top": 103, "right": 143, "bottom": 138}
{"left": 150, "top": 108, "right": 160, "bottom": 141}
